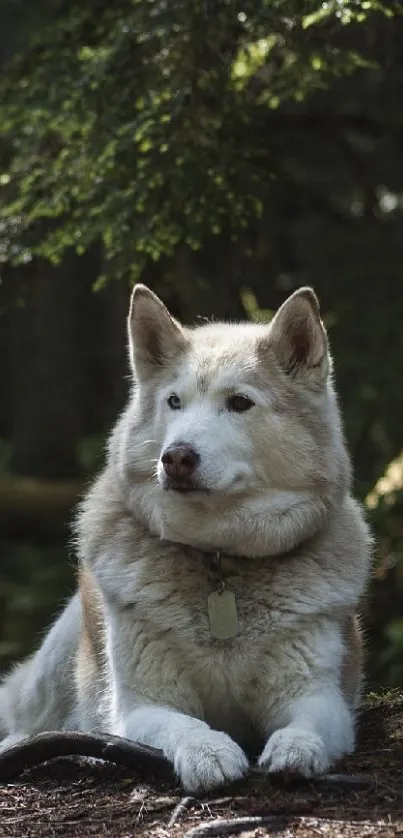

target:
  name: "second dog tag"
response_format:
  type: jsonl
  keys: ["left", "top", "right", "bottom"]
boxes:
{"left": 207, "top": 589, "right": 239, "bottom": 640}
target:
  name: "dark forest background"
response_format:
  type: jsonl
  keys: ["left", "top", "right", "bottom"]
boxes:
{"left": 0, "top": 0, "right": 403, "bottom": 689}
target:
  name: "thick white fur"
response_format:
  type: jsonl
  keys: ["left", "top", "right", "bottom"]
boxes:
{"left": 0, "top": 286, "right": 372, "bottom": 793}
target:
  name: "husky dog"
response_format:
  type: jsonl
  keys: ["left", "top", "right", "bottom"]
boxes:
{"left": 0, "top": 285, "right": 372, "bottom": 793}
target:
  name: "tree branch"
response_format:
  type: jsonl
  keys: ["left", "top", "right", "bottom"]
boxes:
{"left": 0, "top": 731, "right": 173, "bottom": 783}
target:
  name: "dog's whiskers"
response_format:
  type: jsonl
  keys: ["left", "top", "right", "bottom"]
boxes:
{"left": 136, "top": 439, "right": 158, "bottom": 448}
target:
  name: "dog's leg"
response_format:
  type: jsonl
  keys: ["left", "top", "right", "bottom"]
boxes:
{"left": 0, "top": 596, "right": 81, "bottom": 745}
{"left": 115, "top": 705, "right": 248, "bottom": 793}
{"left": 258, "top": 687, "right": 354, "bottom": 777}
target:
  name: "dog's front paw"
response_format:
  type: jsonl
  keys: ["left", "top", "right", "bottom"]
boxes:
{"left": 173, "top": 730, "right": 248, "bottom": 793}
{"left": 258, "top": 727, "right": 329, "bottom": 778}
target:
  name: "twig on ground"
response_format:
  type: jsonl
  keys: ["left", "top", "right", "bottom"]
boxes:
{"left": 168, "top": 795, "right": 195, "bottom": 827}
{"left": 0, "top": 731, "right": 174, "bottom": 783}
{"left": 315, "top": 773, "right": 373, "bottom": 790}
{"left": 250, "top": 766, "right": 373, "bottom": 791}
{"left": 184, "top": 815, "right": 288, "bottom": 838}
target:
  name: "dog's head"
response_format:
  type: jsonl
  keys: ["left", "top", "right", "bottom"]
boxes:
{"left": 112, "top": 285, "right": 350, "bottom": 556}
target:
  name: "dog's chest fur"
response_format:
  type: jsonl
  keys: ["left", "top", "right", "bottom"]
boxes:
{"left": 98, "top": 546, "right": 318, "bottom": 645}
{"left": 85, "top": 537, "right": 348, "bottom": 745}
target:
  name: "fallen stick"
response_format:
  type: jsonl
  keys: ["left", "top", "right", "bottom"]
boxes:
{"left": 168, "top": 795, "right": 195, "bottom": 828}
{"left": 315, "top": 772, "right": 373, "bottom": 790}
{"left": 250, "top": 765, "right": 373, "bottom": 790}
{"left": 184, "top": 815, "right": 288, "bottom": 838}
{"left": 0, "top": 731, "right": 174, "bottom": 783}
{"left": 0, "top": 731, "right": 374, "bottom": 795}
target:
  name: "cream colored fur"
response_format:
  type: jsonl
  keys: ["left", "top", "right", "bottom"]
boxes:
{"left": 0, "top": 285, "right": 372, "bottom": 793}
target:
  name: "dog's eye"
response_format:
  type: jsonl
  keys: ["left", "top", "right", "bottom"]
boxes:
{"left": 167, "top": 393, "right": 181, "bottom": 410}
{"left": 227, "top": 394, "right": 255, "bottom": 413}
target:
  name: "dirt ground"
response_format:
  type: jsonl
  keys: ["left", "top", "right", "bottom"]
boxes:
{"left": 1, "top": 694, "right": 402, "bottom": 838}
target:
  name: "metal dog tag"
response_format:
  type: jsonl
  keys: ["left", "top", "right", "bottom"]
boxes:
{"left": 207, "top": 589, "right": 239, "bottom": 640}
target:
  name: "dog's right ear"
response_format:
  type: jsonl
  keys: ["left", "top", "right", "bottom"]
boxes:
{"left": 265, "top": 287, "right": 330, "bottom": 386}
{"left": 128, "top": 285, "right": 189, "bottom": 376}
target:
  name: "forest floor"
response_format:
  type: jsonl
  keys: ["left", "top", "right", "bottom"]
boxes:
{"left": 0, "top": 693, "right": 402, "bottom": 838}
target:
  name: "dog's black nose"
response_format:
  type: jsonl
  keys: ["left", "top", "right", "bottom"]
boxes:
{"left": 161, "top": 444, "right": 200, "bottom": 480}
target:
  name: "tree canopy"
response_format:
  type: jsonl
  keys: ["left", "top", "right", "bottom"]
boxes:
{"left": 1, "top": 0, "right": 403, "bottom": 687}
{"left": 1, "top": 0, "right": 401, "bottom": 281}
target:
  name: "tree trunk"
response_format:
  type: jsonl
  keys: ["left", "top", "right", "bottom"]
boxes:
{"left": 9, "top": 251, "right": 97, "bottom": 478}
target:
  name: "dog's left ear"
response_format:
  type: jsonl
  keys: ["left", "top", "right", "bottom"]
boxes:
{"left": 267, "top": 287, "right": 330, "bottom": 384}
{"left": 128, "top": 284, "right": 189, "bottom": 377}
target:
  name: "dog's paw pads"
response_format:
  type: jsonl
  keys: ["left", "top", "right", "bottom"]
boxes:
{"left": 258, "top": 727, "right": 329, "bottom": 778}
